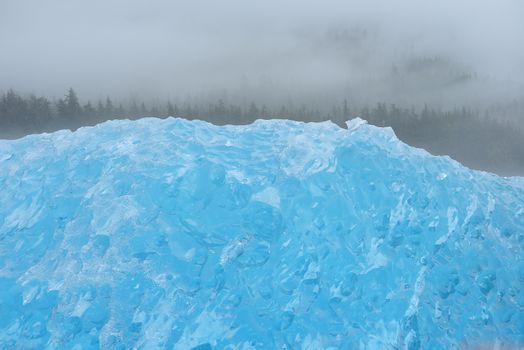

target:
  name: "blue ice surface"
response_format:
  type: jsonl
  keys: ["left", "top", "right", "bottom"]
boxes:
{"left": 0, "top": 117, "right": 523, "bottom": 349}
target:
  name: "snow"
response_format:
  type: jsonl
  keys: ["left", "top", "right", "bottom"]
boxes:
{"left": 0, "top": 117, "right": 523, "bottom": 349}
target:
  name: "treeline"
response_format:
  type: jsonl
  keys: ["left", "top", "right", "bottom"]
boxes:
{"left": 363, "top": 103, "right": 524, "bottom": 176}
{"left": 0, "top": 88, "right": 136, "bottom": 132}
{"left": 1, "top": 88, "right": 523, "bottom": 175}
{"left": 2, "top": 88, "right": 523, "bottom": 130}
{"left": 0, "top": 88, "right": 337, "bottom": 131}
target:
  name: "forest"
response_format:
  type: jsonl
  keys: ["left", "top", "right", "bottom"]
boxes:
{"left": 1, "top": 88, "right": 524, "bottom": 176}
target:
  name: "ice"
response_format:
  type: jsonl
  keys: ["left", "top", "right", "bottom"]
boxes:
{"left": 0, "top": 117, "right": 523, "bottom": 349}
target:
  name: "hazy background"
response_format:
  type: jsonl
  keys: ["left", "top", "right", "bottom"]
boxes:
{"left": 1, "top": 0, "right": 524, "bottom": 175}
{"left": 1, "top": 0, "right": 523, "bottom": 108}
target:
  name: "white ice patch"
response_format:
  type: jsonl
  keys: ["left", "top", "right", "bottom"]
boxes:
{"left": 175, "top": 310, "right": 238, "bottom": 349}
{"left": 405, "top": 266, "right": 427, "bottom": 317}
{"left": 220, "top": 237, "right": 249, "bottom": 266}
{"left": 280, "top": 131, "right": 338, "bottom": 177}
{"left": 362, "top": 238, "right": 388, "bottom": 274}
{"left": 435, "top": 207, "right": 458, "bottom": 246}
{"left": 252, "top": 186, "right": 280, "bottom": 208}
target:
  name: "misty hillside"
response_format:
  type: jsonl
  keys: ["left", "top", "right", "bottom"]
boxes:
{"left": 1, "top": 1, "right": 523, "bottom": 179}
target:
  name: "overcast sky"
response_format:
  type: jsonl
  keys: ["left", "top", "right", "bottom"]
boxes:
{"left": 1, "top": 0, "right": 523, "bottom": 106}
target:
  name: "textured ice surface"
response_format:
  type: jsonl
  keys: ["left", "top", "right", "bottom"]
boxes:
{"left": 0, "top": 117, "right": 523, "bottom": 349}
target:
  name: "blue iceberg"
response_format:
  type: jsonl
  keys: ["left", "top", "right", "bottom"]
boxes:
{"left": 0, "top": 117, "right": 523, "bottom": 349}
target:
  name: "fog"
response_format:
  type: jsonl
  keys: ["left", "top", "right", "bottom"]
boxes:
{"left": 1, "top": 0, "right": 523, "bottom": 108}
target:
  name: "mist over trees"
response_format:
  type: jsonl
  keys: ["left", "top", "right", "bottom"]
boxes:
{"left": 1, "top": 88, "right": 523, "bottom": 176}
{"left": 2, "top": 1, "right": 523, "bottom": 105}
{"left": 1, "top": 0, "right": 522, "bottom": 176}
